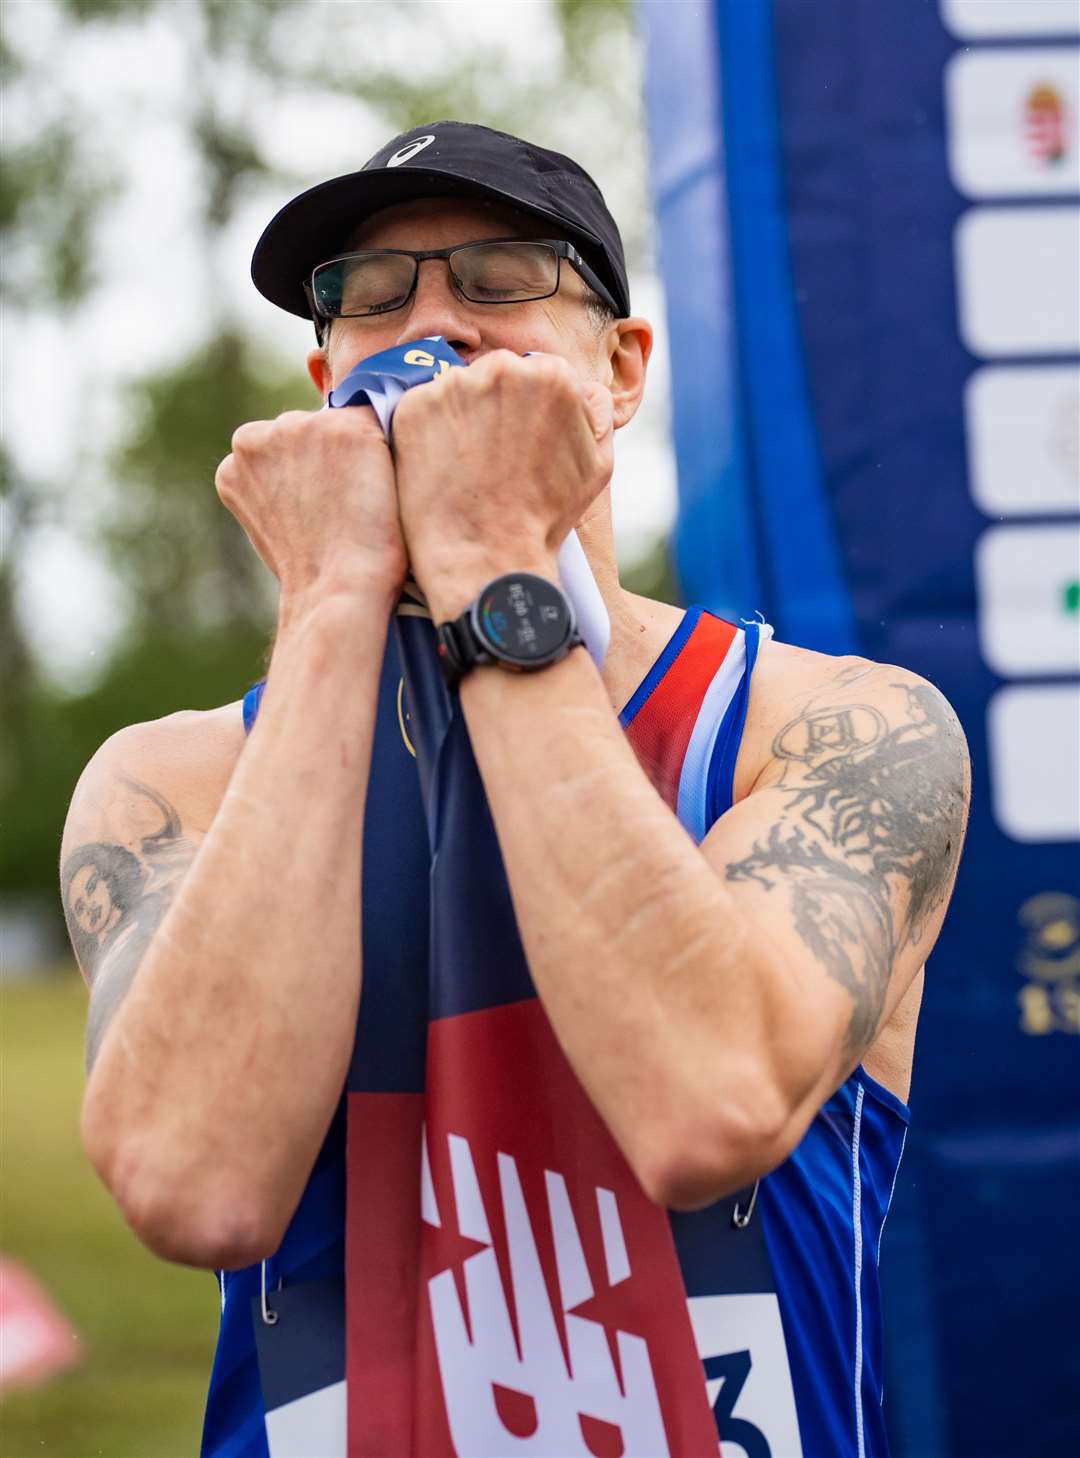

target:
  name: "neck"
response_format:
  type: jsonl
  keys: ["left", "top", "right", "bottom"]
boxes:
{"left": 574, "top": 491, "right": 681, "bottom": 711}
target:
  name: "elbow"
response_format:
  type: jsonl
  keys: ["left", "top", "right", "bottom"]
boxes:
{"left": 121, "top": 1182, "right": 279, "bottom": 1271}
{"left": 81, "top": 1100, "right": 283, "bottom": 1270}
{"left": 118, "top": 1169, "right": 280, "bottom": 1270}
{"left": 632, "top": 1082, "right": 794, "bottom": 1213}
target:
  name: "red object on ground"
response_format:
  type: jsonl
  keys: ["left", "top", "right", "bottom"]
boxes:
{"left": 0, "top": 1255, "right": 82, "bottom": 1392}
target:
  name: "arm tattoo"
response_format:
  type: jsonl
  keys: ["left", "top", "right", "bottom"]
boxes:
{"left": 62, "top": 779, "right": 193, "bottom": 1069}
{"left": 727, "top": 676, "right": 967, "bottom": 1052}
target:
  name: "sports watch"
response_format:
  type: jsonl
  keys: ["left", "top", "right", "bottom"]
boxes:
{"left": 435, "top": 572, "right": 584, "bottom": 690}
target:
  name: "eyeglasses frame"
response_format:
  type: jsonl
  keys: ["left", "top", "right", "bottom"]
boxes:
{"left": 301, "top": 237, "right": 621, "bottom": 333}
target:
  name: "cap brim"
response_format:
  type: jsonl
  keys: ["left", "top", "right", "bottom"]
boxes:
{"left": 251, "top": 166, "right": 614, "bottom": 320}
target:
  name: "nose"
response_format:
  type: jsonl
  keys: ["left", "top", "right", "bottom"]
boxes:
{"left": 392, "top": 257, "right": 483, "bottom": 358}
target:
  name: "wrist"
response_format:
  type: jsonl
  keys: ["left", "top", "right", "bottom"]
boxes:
{"left": 418, "top": 549, "right": 560, "bottom": 624}
{"left": 278, "top": 573, "right": 399, "bottom": 637}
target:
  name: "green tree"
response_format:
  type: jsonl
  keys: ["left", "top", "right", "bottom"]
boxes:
{"left": 2, "top": 0, "right": 667, "bottom": 916}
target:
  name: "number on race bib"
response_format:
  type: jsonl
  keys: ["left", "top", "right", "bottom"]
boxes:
{"left": 687, "top": 1293, "right": 803, "bottom": 1458}
{"left": 703, "top": 1349, "right": 771, "bottom": 1458}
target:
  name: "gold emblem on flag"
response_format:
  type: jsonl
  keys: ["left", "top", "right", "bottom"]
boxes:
{"left": 1016, "top": 892, "right": 1080, "bottom": 1035}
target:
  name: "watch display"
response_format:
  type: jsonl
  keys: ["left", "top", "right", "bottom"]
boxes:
{"left": 475, "top": 574, "right": 573, "bottom": 663}
{"left": 436, "top": 572, "right": 583, "bottom": 688}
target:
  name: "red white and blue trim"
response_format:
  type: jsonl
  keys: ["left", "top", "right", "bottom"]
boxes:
{"left": 621, "top": 609, "right": 771, "bottom": 841}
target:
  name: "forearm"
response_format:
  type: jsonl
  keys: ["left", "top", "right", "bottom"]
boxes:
{"left": 82, "top": 588, "right": 392, "bottom": 1264}
{"left": 457, "top": 646, "right": 801, "bottom": 1206}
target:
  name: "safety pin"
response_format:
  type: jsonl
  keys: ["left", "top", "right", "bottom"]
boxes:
{"left": 260, "top": 1259, "right": 281, "bottom": 1326}
{"left": 732, "top": 1179, "right": 760, "bottom": 1229}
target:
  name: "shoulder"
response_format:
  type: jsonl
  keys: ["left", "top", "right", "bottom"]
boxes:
{"left": 63, "top": 702, "right": 247, "bottom": 860}
{"left": 736, "top": 636, "right": 969, "bottom": 804}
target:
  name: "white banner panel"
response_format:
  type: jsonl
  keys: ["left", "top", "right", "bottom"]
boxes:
{"left": 946, "top": 48, "right": 1080, "bottom": 196}
{"left": 966, "top": 366, "right": 1080, "bottom": 516}
{"left": 989, "top": 684, "right": 1080, "bottom": 841}
{"left": 976, "top": 522, "right": 1080, "bottom": 675}
{"left": 941, "top": 0, "right": 1080, "bottom": 39}
{"left": 955, "top": 206, "right": 1080, "bottom": 356}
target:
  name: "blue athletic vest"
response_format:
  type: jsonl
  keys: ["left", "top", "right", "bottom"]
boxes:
{"left": 202, "top": 609, "right": 908, "bottom": 1458}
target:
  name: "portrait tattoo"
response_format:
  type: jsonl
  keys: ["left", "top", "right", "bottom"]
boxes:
{"left": 62, "top": 842, "right": 145, "bottom": 971}
{"left": 727, "top": 676, "right": 968, "bottom": 1053}
{"left": 62, "top": 779, "right": 193, "bottom": 1069}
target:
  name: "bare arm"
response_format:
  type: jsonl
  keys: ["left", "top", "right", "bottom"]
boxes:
{"left": 447, "top": 649, "right": 968, "bottom": 1210}
{"left": 65, "top": 594, "right": 392, "bottom": 1269}
{"left": 64, "top": 404, "right": 405, "bottom": 1269}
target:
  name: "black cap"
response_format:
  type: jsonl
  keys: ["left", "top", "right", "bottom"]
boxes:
{"left": 251, "top": 120, "right": 630, "bottom": 321}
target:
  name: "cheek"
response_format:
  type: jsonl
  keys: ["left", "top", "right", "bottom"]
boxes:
{"left": 539, "top": 302, "right": 607, "bottom": 368}
{"left": 537, "top": 300, "right": 567, "bottom": 339}
{"left": 327, "top": 325, "right": 385, "bottom": 389}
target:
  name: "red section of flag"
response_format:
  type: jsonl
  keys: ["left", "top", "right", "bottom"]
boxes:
{"left": 1024, "top": 83, "right": 1068, "bottom": 165}
{"left": 413, "top": 999, "right": 718, "bottom": 1458}
{"left": 346, "top": 1091, "right": 423, "bottom": 1458}
{"left": 0, "top": 1256, "right": 81, "bottom": 1392}
{"left": 625, "top": 615, "right": 737, "bottom": 810}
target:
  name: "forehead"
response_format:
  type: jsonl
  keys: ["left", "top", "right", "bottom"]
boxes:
{"left": 347, "top": 195, "right": 547, "bottom": 251}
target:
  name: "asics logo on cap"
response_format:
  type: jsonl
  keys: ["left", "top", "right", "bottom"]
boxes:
{"left": 386, "top": 135, "right": 436, "bottom": 168}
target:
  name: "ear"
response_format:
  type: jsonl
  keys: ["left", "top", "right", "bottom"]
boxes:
{"left": 606, "top": 317, "right": 653, "bottom": 429}
{"left": 307, "top": 347, "right": 331, "bottom": 397}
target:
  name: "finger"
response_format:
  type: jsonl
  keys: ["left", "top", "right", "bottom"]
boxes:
{"left": 580, "top": 382, "right": 615, "bottom": 443}
{"left": 517, "top": 350, "right": 570, "bottom": 376}
{"left": 328, "top": 405, "right": 393, "bottom": 454}
{"left": 330, "top": 400, "right": 384, "bottom": 432}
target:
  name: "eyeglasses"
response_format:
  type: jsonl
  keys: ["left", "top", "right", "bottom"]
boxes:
{"left": 304, "top": 238, "right": 619, "bottom": 321}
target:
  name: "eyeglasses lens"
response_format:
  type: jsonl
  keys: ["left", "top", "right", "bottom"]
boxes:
{"left": 313, "top": 254, "right": 417, "bottom": 318}
{"left": 312, "top": 242, "right": 559, "bottom": 317}
{"left": 451, "top": 243, "right": 558, "bottom": 303}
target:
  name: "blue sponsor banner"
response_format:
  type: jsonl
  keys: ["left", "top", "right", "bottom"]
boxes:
{"left": 638, "top": 2, "right": 1080, "bottom": 1455}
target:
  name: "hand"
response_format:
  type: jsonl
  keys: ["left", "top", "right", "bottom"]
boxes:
{"left": 390, "top": 351, "right": 615, "bottom": 619}
{"left": 215, "top": 405, "right": 406, "bottom": 621}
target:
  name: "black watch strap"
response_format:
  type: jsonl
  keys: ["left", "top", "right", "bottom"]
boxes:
{"left": 435, "top": 614, "right": 493, "bottom": 687}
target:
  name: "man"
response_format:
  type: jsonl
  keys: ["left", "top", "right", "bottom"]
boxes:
{"left": 62, "top": 122, "right": 969, "bottom": 1456}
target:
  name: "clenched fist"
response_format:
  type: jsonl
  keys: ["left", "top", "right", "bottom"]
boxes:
{"left": 215, "top": 405, "right": 406, "bottom": 620}
{"left": 390, "top": 350, "right": 615, "bottom": 620}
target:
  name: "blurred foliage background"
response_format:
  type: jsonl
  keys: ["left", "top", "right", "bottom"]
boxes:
{"left": 2, "top": 0, "right": 677, "bottom": 929}
{"left": 1, "top": 0, "right": 675, "bottom": 1449}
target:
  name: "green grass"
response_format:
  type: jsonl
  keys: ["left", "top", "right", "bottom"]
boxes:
{"left": 1, "top": 971, "right": 218, "bottom": 1457}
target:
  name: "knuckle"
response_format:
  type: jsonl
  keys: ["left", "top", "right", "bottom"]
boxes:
{"left": 502, "top": 348, "right": 528, "bottom": 373}
{"left": 214, "top": 456, "right": 235, "bottom": 498}
{"left": 424, "top": 367, "right": 458, "bottom": 402}
{"left": 328, "top": 403, "right": 380, "bottom": 437}
{"left": 479, "top": 349, "right": 518, "bottom": 380}
{"left": 534, "top": 353, "right": 573, "bottom": 389}
{"left": 321, "top": 405, "right": 354, "bottom": 433}
{"left": 230, "top": 420, "right": 262, "bottom": 455}
{"left": 276, "top": 409, "right": 314, "bottom": 438}
{"left": 400, "top": 384, "right": 441, "bottom": 424}
{"left": 553, "top": 357, "right": 577, "bottom": 389}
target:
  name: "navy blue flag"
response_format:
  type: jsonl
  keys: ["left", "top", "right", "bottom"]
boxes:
{"left": 638, "top": 2, "right": 1080, "bottom": 1455}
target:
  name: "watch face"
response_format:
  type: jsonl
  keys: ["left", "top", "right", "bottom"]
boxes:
{"left": 474, "top": 574, "right": 572, "bottom": 664}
